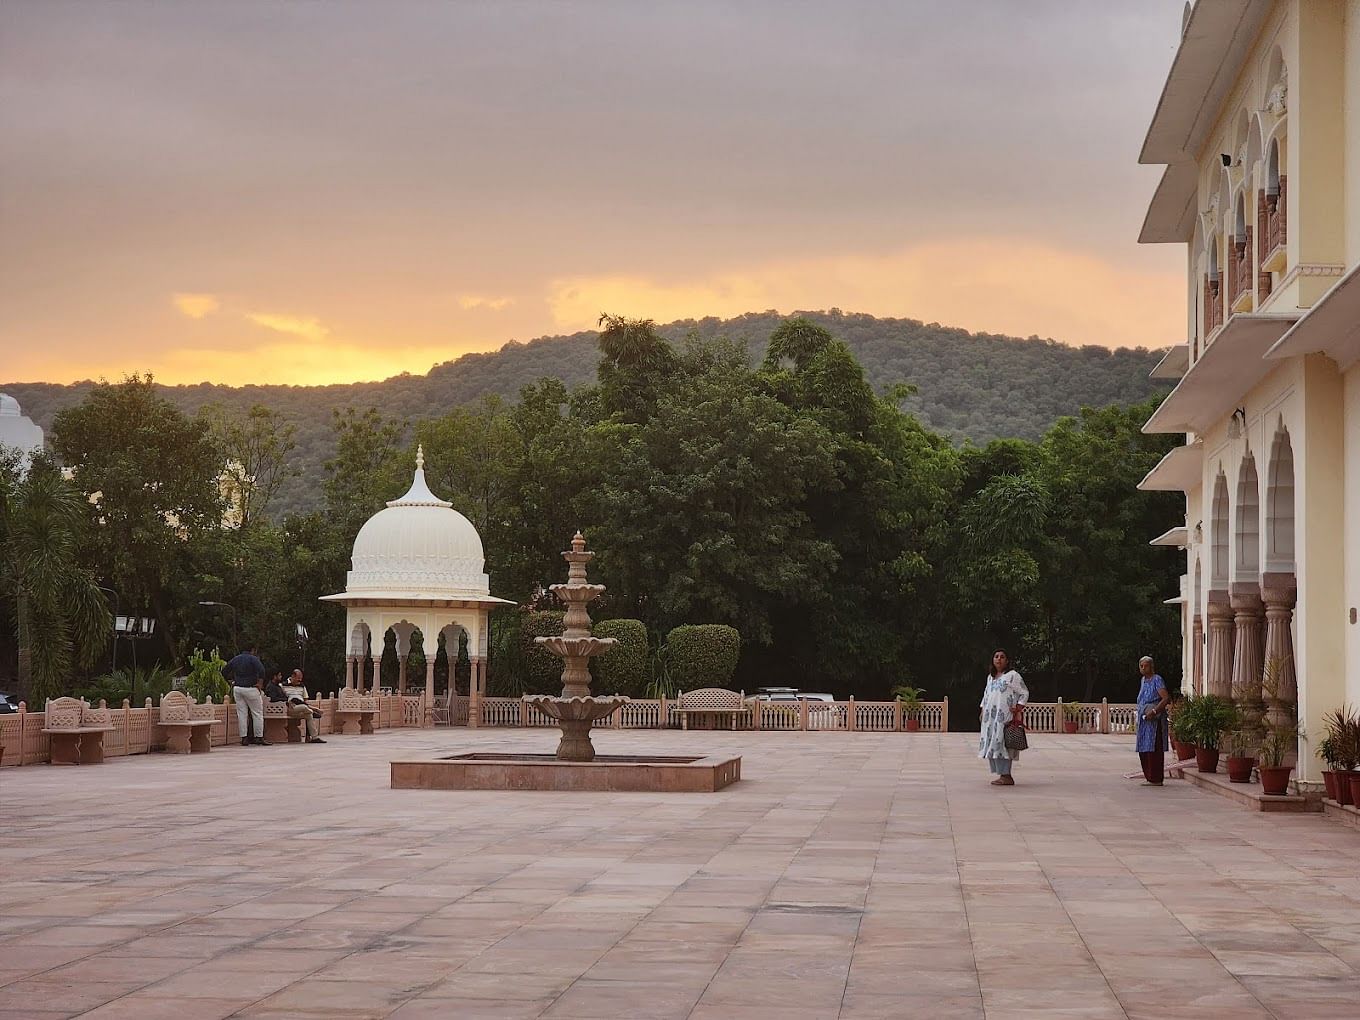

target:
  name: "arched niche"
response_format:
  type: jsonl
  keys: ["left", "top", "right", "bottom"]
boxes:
{"left": 1210, "top": 470, "right": 1230, "bottom": 589}
{"left": 1265, "top": 424, "right": 1295, "bottom": 574}
{"left": 1234, "top": 453, "right": 1261, "bottom": 580}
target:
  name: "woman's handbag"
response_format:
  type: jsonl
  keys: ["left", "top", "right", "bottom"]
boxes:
{"left": 1003, "top": 720, "right": 1028, "bottom": 751}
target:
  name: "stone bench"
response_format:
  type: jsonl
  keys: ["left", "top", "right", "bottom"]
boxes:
{"left": 333, "top": 689, "right": 377, "bottom": 736}
{"left": 42, "top": 697, "right": 117, "bottom": 765}
{"left": 263, "top": 701, "right": 309, "bottom": 744}
{"left": 158, "top": 691, "right": 216, "bottom": 754}
{"left": 675, "top": 689, "right": 751, "bottom": 731}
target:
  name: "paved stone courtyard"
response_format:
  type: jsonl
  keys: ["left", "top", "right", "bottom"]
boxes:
{"left": 2, "top": 729, "right": 1358, "bottom": 1019}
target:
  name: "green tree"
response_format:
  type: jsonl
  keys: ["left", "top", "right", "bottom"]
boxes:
{"left": 208, "top": 404, "right": 299, "bottom": 528}
{"left": 0, "top": 455, "right": 111, "bottom": 702}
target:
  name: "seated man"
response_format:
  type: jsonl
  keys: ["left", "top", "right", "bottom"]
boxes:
{"left": 265, "top": 669, "right": 326, "bottom": 744}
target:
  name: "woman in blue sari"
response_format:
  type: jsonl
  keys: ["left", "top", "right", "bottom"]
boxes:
{"left": 1135, "top": 656, "right": 1170, "bottom": 785}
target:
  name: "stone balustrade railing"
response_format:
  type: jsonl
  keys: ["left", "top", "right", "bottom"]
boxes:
{"left": 2, "top": 693, "right": 1142, "bottom": 766}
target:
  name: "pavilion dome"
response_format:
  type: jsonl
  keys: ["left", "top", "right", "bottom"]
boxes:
{"left": 344, "top": 447, "right": 490, "bottom": 599}
{"left": 0, "top": 393, "right": 21, "bottom": 417}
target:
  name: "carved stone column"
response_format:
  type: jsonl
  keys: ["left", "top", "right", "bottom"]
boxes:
{"left": 1191, "top": 614, "right": 1204, "bottom": 695}
{"left": 370, "top": 656, "right": 381, "bottom": 697}
{"left": 468, "top": 657, "right": 482, "bottom": 729}
{"left": 397, "top": 655, "right": 408, "bottom": 695}
{"left": 345, "top": 655, "right": 356, "bottom": 690}
{"left": 424, "top": 656, "right": 436, "bottom": 728}
{"left": 1205, "top": 592, "right": 1235, "bottom": 699}
{"left": 1260, "top": 573, "right": 1298, "bottom": 728}
{"left": 1230, "top": 584, "right": 1266, "bottom": 738}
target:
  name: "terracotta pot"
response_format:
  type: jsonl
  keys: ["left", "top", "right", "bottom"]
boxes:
{"left": 1063, "top": 721, "right": 1079, "bottom": 734}
{"left": 1348, "top": 772, "right": 1360, "bottom": 809}
{"left": 1225, "top": 756, "right": 1256, "bottom": 783}
{"left": 1258, "top": 765, "right": 1293, "bottom": 796}
{"left": 1194, "top": 747, "right": 1220, "bottom": 773}
{"left": 904, "top": 718, "right": 920, "bottom": 732}
{"left": 1322, "top": 770, "right": 1339, "bottom": 802}
{"left": 1172, "top": 740, "right": 1196, "bottom": 762}
{"left": 1337, "top": 771, "right": 1355, "bottom": 807}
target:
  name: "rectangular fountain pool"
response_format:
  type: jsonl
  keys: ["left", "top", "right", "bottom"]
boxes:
{"left": 390, "top": 751, "right": 742, "bottom": 792}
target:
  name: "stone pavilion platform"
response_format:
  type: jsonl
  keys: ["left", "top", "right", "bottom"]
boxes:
{"left": 2, "top": 730, "right": 1359, "bottom": 1018}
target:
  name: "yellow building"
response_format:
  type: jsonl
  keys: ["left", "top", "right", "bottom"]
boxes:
{"left": 1137, "top": 0, "right": 1360, "bottom": 784}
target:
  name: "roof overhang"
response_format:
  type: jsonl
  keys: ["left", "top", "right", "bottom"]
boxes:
{"left": 1141, "top": 314, "right": 1298, "bottom": 434}
{"left": 1150, "top": 526, "right": 1190, "bottom": 548}
{"left": 1139, "top": 163, "right": 1199, "bottom": 243}
{"left": 1138, "top": 442, "right": 1204, "bottom": 492}
{"left": 1139, "top": 0, "right": 1274, "bottom": 164}
{"left": 319, "top": 593, "right": 517, "bottom": 607}
{"left": 1150, "top": 343, "right": 1190, "bottom": 380}
{"left": 1162, "top": 595, "right": 1187, "bottom": 606}
{"left": 1264, "top": 263, "right": 1360, "bottom": 371}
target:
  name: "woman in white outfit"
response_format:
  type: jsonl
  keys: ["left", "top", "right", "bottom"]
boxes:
{"left": 978, "top": 649, "right": 1029, "bottom": 786}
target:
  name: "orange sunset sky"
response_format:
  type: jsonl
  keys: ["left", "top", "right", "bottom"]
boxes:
{"left": 1, "top": 1, "right": 1187, "bottom": 388}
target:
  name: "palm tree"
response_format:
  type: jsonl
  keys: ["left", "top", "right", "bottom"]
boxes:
{"left": 0, "top": 455, "right": 110, "bottom": 703}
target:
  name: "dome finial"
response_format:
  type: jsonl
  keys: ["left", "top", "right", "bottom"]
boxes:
{"left": 416, "top": 444, "right": 425, "bottom": 470}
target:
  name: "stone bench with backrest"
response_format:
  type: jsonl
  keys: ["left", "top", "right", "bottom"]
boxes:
{"left": 675, "top": 688, "right": 751, "bottom": 730}
{"left": 333, "top": 688, "right": 377, "bottom": 735}
{"left": 42, "top": 697, "right": 117, "bottom": 765}
{"left": 263, "top": 700, "right": 310, "bottom": 744}
{"left": 158, "top": 691, "right": 216, "bottom": 754}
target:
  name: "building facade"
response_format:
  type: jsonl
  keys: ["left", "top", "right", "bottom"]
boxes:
{"left": 1137, "top": 0, "right": 1360, "bottom": 784}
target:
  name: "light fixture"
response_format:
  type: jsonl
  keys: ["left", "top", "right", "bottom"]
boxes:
{"left": 1228, "top": 407, "right": 1246, "bottom": 439}
{"left": 1220, "top": 153, "right": 1233, "bottom": 167}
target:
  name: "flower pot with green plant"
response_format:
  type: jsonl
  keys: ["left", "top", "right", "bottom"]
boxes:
{"left": 893, "top": 685, "right": 926, "bottom": 732}
{"left": 1321, "top": 706, "right": 1359, "bottom": 806}
{"left": 1341, "top": 712, "right": 1360, "bottom": 808}
{"left": 1189, "top": 695, "right": 1235, "bottom": 774}
{"left": 1168, "top": 696, "right": 1197, "bottom": 762}
{"left": 1061, "top": 701, "right": 1083, "bottom": 734}
{"left": 1224, "top": 727, "right": 1257, "bottom": 783}
{"left": 1258, "top": 716, "right": 1300, "bottom": 796}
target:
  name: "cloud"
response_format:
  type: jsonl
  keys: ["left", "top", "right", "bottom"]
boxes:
{"left": 458, "top": 295, "right": 512, "bottom": 311}
{"left": 173, "top": 293, "right": 220, "bottom": 319}
{"left": 245, "top": 312, "right": 331, "bottom": 342}
{"left": 546, "top": 238, "right": 1183, "bottom": 350}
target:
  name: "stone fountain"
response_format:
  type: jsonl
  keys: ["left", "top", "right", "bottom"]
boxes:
{"left": 389, "top": 532, "right": 742, "bottom": 792}
{"left": 524, "top": 532, "right": 625, "bottom": 762}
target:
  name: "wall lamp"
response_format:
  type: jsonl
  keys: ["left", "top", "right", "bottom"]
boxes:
{"left": 1228, "top": 407, "right": 1246, "bottom": 439}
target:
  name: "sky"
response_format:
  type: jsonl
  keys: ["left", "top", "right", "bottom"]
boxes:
{"left": 1, "top": 0, "right": 1189, "bottom": 387}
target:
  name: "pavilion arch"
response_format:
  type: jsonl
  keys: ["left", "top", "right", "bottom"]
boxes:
{"left": 1210, "top": 470, "right": 1230, "bottom": 589}
{"left": 1234, "top": 453, "right": 1261, "bottom": 580}
{"left": 348, "top": 620, "right": 373, "bottom": 657}
{"left": 1265, "top": 422, "right": 1295, "bottom": 574}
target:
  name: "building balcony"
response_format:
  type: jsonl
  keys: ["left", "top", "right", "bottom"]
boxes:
{"left": 1260, "top": 179, "right": 1287, "bottom": 274}
{"left": 1143, "top": 313, "right": 1298, "bottom": 435}
{"left": 1138, "top": 442, "right": 1203, "bottom": 492}
{"left": 1228, "top": 232, "right": 1254, "bottom": 314}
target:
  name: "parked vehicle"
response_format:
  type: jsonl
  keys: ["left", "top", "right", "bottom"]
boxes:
{"left": 0, "top": 691, "right": 19, "bottom": 714}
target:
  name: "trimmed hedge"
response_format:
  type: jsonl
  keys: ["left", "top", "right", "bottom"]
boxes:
{"left": 519, "top": 610, "right": 566, "bottom": 695}
{"left": 664, "top": 624, "right": 740, "bottom": 691}
{"left": 590, "top": 619, "right": 649, "bottom": 697}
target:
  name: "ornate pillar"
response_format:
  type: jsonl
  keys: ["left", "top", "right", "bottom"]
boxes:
{"left": 468, "top": 657, "right": 482, "bottom": 729}
{"left": 1205, "top": 592, "right": 1235, "bottom": 699}
{"left": 370, "top": 656, "right": 381, "bottom": 697}
{"left": 424, "top": 656, "right": 435, "bottom": 728}
{"left": 1230, "top": 584, "right": 1265, "bottom": 696}
{"left": 1260, "top": 573, "right": 1298, "bottom": 728}
{"left": 397, "top": 655, "right": 408, "bottom": 695}
{"left": 1191, "top": 614, "right": 1204, "bottom": 695}
{"left": 345, "top": 655, "right": 356, "bottom": 690}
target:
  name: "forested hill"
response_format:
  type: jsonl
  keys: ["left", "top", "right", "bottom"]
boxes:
{"left": 5, "top": 310, "right": 1168, "bottom": 516}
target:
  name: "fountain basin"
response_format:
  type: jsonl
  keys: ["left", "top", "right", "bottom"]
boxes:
{"left": 532, "top": 636, "right": 617, "bottom": 659}
{"left": 391, "top": 751, "right": 742, "bottom": 792}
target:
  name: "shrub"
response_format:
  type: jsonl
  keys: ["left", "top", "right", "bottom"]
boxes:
{"left": 518, "top": 611, "right": 566, "bottom": 695}
{"left": 591, "top": 619, "right": 648, "bottom": 697}
{"left": 75, "top": 665, "right": 175, "bottom": 707}
{"left": 663, "top": 624, "right": 740, "bottom": 691}
{"left": 184, "top": 648, "right": 229, "bottom": 703}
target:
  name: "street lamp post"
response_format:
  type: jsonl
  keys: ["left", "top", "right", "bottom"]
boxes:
{"left": 112, "top": 615, "right": 156, "bottom": 703}
{"left": 199, "top": 601, "right": 239, "bottom": 651}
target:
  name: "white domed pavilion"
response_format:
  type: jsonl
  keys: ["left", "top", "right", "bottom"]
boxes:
{"left": 321, "top": 447, "right": 513, "bottom": 726}
{"left": 0, "top": 393, "right": 45, "bottom": 472}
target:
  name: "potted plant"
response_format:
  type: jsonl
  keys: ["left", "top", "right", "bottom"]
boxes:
{"left": 1224, "top": 727, "right": 1257, "bottom": 784}
{"left": 892, "top": 685, "right": 926, "bottom": 732}
{"left": 1061, "top": 701, "right": 1082, "bottom": 734}
{"left": 1258, "top": 716, "right": 1300, "bottom": 796}
{"left": 1318, "top": 734, "right": 1342, "bottom": 802}
{"left": 1188, "top": 695, "right": 1235, "bottom": 774}
{"left": 1168, "top": 696, "right": 1197, "bottom": 762}
{"left": 1342, "top": 713, "right": 1360, "bottom": 808}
